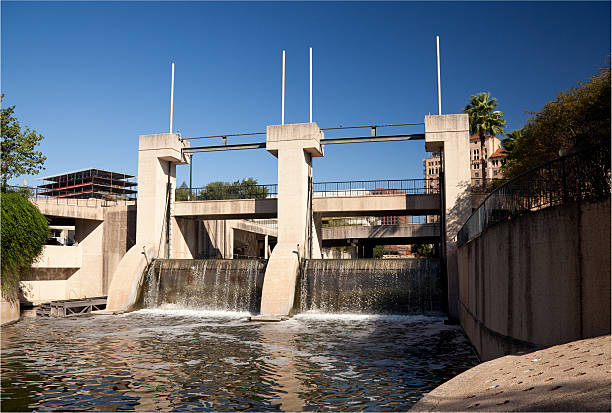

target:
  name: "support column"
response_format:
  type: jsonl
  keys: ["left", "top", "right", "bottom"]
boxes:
{"left": 264, "top": 235, "right": 269, "bottom": 259}
{"left": 107, "top": 133, "right": 189, "bottom": 312}
{"left": 135, "top": 133, "right": 190, "bottom": 257}
{"left": 425, "top": 114, "right": 471, "bottom": 319}
{"left": 254, "top": 123, "right": 324, "bottom": 320}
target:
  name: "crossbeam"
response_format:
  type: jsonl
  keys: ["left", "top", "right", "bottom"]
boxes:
{"left": 182, "top": 133, "right": 425, "bottom": 155}
{"left": 321, "top": 133, "right": 425, "bottom": 145}
{"left": 183, "top": 142, "right": 267, "bottom": 154}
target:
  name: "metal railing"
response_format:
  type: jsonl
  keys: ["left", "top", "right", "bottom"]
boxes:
{"left": 322, "top": 215, "right": 438, "bottom": 227}
{"left": 458, "top": 143, "right": 611, "bottom": 247}
{"left": 176, "top": 184, "right": 278, "bottom": 201}
{"left": 245, "top": 219, "right": 278, "bottom": 229}
{"left": 313, "top": 179, "right": 439, "bottom": 197}
{"left": 3, "top": 186, "right": 136, "bottom": 207}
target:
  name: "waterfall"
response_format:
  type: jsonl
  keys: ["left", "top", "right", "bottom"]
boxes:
{"left": 297, "top": 259, "right": 443, "bottom": 315}
{"left": 140, "top": 259, "right": 266, "bottom": 313}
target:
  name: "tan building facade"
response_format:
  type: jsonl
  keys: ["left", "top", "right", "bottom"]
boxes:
{"left": 424, "top": 134, "right": 507, "bottom": 187}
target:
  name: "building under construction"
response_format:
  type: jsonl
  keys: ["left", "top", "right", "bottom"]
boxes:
{"left": 38, "top": 169, "right": 137, "bottom": 200}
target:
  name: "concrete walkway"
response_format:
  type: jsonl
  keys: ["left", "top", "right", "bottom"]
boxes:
{"left": 412, "top": 335, "right": 611, "bottom": 412}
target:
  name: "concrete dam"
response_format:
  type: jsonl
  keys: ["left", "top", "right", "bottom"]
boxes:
{"left": 137, "top": 258, "right": 443, "bottom": 315}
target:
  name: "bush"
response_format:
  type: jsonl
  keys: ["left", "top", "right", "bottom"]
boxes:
{"left": 1, "top": 192, "right": 48, "bottom": 297}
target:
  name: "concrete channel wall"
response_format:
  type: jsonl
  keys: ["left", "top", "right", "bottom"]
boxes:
{"left": 458, "top": 199, "right": 611, "bottom": 361}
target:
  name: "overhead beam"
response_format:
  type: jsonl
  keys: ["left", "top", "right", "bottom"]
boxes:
{"left": 182, "top": 133, "right": 425, "bottom": 155}
{"left": 321, "top": 133, "right": 425, "bottom": 145}
{"left": 183, "top": 142, "right": 267, "bottom": 154}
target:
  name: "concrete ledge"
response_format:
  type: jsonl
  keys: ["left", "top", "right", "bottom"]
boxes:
{"left": 1, "top": 296, "right": 20, "bottom": 326}
{"left": 32, "top": 200, "right": 104, "bottom": 220}
{"left": 249, "top": 315, "right": 290, "bottom": 322}
{"left": 174, "top": 198, "right": 278, "bottom": 220}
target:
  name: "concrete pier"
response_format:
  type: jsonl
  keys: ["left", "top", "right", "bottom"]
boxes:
{"left": 253, "top": 123, "right": 324, "bottom": 319}
{"left": 107, "top": 133, "right": 189, "bottom": 311}
{"left": 424, "top": 114, "right": 471, "bottom": 319}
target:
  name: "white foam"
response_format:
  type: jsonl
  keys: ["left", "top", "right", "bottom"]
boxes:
{"left": 293, "top": 312, "right": 445, "bottom": 323}
{"left": 132, "top": 307, "right": 251, "bottom": 319}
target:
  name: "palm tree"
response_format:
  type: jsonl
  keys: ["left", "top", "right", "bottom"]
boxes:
{"left": 463, "top": 92, "right": 506, "bottom": 188}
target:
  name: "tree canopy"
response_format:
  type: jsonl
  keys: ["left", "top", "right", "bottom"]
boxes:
{"left": 463, "top": 92, "right": 506, "bottom": 187}
{"left": 502, "top": 66, "right": 611, "bottom": 178}
{"left": 1, "top": 192, "right": 49, "bottom": 297}
{"left": 1, "top": 95, "right": 47, "bottom": 188}
{"left": 197, "top": 178, "right": 268, "bottom": 200}
{"left": 463, "top": 92, "right": 506, "bottom": 137}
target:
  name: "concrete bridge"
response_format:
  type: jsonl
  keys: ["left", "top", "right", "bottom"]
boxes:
{"left": 172, "top": 193, "right": 439, "bottom": 220}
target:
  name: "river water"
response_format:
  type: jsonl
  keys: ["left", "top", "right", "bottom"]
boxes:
{"left": 1, "top": 308, "right": 478, "bottom": 411}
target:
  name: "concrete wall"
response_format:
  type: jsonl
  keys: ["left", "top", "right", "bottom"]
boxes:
{"left": 102, "top": 205, "right": 137, "bottom": 294}
{"left": 1, "top": 295, "right": 20, "bottom": 326}
{"left": 32, "top": 245, "right": 82, "bottom": 268}
{"left": 21, "top": 204, "right": 136, "bottom": 304}
{"left": 458, "top": 200, "right": 611, "bottom": 361}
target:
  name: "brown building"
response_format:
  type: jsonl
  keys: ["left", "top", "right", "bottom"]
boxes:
{"left": 424, "top": 134, "right": 507, "bottom": 187}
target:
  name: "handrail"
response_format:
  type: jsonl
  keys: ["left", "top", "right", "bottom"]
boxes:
{"left": 457, "top": 143, "right": 611, "bottom": 247}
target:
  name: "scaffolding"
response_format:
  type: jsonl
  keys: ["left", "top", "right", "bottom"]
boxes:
{"left": 38, "top": 168, "right": 137, "bottom": 200}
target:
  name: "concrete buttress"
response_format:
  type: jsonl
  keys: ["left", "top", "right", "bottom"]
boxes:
{"left": 107, "top": 133, "right": 189, "bottom": 311}
{"left": 255, "top": 123, "right": 324, "bottom": 318}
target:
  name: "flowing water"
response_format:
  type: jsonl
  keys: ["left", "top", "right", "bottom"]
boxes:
{"left": 1, "top": 310, "right": 478, "bottom": 411}
{"left": 140, "top": 259, "right": 266, "bottom": 313}
{"left": 298, "top": 259, "right": 442, "bottom": 314}
{"left": 1, "top": 258, "right": 478, "bottom": 411}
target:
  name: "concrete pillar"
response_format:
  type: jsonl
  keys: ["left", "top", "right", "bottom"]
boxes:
{"left": 255, "top": 123, "right": 324, "bottom": 319}
{"left": 264, "top": 235, "right": 269, "bottom": 259}
{"left": 425, "top": 114, "right": 471, "bottom": 319}
{"left": 136, "top": 133, "right": 189, "bottom": 257}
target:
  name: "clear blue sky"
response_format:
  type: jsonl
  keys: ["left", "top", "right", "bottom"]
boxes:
{"left": 2, "top": 1, "right": 610, "bottom": 187}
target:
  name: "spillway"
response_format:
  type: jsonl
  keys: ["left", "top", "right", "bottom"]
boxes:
{"left": 296, "top": 258, "right": 442, "bottom": 314}
{"left": 139, "top": 259, "right": 266, "bottom": 313}
{"left": 139, "top": 258, "right": 442, "bottom": 316}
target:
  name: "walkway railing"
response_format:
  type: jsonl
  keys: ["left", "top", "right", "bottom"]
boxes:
{"left": 313, "top": 179, "right": 439, "bottom": 197}
{"left": 177, "top": 179, "right": 439, "bottom": 201}
{"left": 3, "top": 186, "right": 136, "bottom": 207}
{"left": 458, "top": 143, "right": 611, "bottom": 247}
{"left": 177, "top": 184, "right": 278, "bottom": 201}
{"left": 322, "top": 215, "right": 438, "bottom": 227}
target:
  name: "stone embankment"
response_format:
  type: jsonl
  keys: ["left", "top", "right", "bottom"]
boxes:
{"left": 412, "top": 335, "right": 611, "bottom": 412}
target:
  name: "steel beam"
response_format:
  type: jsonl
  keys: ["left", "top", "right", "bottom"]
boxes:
{"left": 183, "top": 142, "right": 267, "bottom": 154}
{"left": 183, "top": 133, "right": 425, "bottom": 154}
{"left": 321, "top": 133, "right": 425, "bottom": 145}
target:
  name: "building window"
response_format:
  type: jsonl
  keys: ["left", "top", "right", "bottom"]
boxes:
{"left": 494, "top": 170, "right": 498, "bottom": 176}
{"left": 475, "top": 172, "right": 479, "bottom": 177}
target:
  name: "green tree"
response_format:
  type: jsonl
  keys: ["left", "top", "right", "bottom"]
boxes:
{"left": 412, "top": 243, "right": 433, "bottom": 258}
{"left": 503, "top": 128, "right": 524, "bottom": 153}
{"left": 175, "top": 181, "right": 191, "bottom": 201}
{"left": 1, "top": 192, "right": 49, "bottom": 297}
{"left": 464, "top": 92, "right": 506, "bottom": 188}
{"left": 198, "top": 178, "right": 268, "bottom": 200}
{"left": 373, "top": 245, "right": 385, "bottom": 259}
{"left": 1, "top": 95, "right": 47, "bottom": 188}
{"left": 502, "top": 66, "right": 611, "bottom": 178}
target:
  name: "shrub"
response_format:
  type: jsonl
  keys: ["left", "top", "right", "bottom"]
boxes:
{"left": 1, "top": 192, "right": 48, "bottom": 297}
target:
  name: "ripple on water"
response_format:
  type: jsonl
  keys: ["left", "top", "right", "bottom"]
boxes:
{"left": 1, "top": 309, "right": 479, "bottom": 411}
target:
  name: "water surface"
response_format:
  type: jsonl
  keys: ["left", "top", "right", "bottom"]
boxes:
{"left": 1, "top": 309, "right": 479, "bottom": 411}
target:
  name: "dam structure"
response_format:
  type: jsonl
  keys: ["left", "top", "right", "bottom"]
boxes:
{"left": 19, "top": 114, "right": 472, "bottom": 320}
{"left": 104, "top": 115, "right": 470, "bottom": 318}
